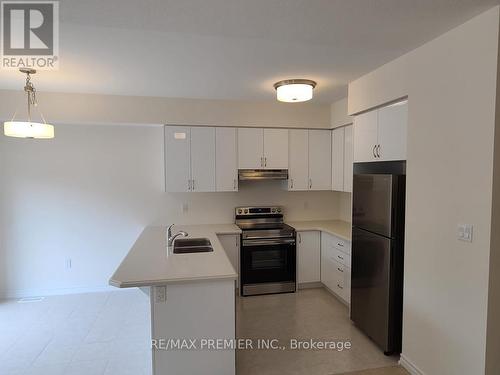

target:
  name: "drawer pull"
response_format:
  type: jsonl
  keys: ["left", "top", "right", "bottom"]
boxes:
{"left": 337, "top": 242, "right": 344, "bottom": 247}
{"left": 337, "top": 267, "right": 344, "bottom": 272}
{"left": 337, "top": 255, "right": 344, "bottom": 260}
{"left": 337, "top": 284, "right": 344, "bottom": 290}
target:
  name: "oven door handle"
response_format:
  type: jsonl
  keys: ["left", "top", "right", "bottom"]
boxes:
{"left": 242, "top": 238, "right": 296, "bottom": 246}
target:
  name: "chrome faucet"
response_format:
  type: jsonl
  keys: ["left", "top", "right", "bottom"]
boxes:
{"left": 167, "top": 224, "right": 188, "bottom": 252}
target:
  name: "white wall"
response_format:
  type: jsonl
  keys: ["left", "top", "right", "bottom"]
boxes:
{"left": 348, "top": 7, "right": 499, "bottom": 375}
{"left": 0, "top": 123, "right": 341, "bottom": 298}
{"left": 330, "top": 98, "right": 353, "bottom": 128}
{"left": 0, "top": 90, "right": 331, "bottom": 129}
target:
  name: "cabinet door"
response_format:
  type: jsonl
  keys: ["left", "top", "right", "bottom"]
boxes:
{"left": 343, "top": 125, "right": 353, "bottom": 193}
{"left": 238, "top": 128, "right": 263, "bottom": 169}
{"left": 353, "top": 110, "right": 378, "bottom": 162}
{"left": 297, "top": 231, "right": 321, "bottom": 283}
{"left": 216, "top": 128, "right": 238, "bottom": 191}
{"left": 218, "top": 234, "right": 240, "bottom": 290}
{"left": 165, "top": 126, "right": 191, "bottom": 192}
{"left": 288, "top": 130, "right": 309, "bottom": 191}
{"left": 308, "top": 130, "right": 332, "bottom": 190}
{"left": 377, "top": 101, "right": 408, "bottom": 161}
{"left": 331, "top": 127, "right": 345, "bottom": 192}
{"left": 190, "top": 127, "right": 216, "bottom": 192}
{"left": 263, "top": 129, "right": 288, "bottom": 169}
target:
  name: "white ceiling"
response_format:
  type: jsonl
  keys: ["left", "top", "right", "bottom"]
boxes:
{"left": 0, "top": 0, "right": 498, "bottom": 103}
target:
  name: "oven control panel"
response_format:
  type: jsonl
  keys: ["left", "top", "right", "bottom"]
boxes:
{"left": 236, "top": 206, "right": 283, "bottom": 216}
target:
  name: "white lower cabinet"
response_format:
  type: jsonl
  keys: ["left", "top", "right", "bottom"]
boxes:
{"left": 320, "top": 232, "right": 351, "bottom": 304}
{"left": 297, "top": 231, "right": 321, "bottom": 284}
{"left": 218, "top": 234, "right": 240, "bottom": 290}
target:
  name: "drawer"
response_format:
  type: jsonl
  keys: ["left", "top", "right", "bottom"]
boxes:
{"left": 332, "top": 236, "right": 351, "bottom": 255}
{"left": 332, "top": 247, "right": 351, "bottom": 268}
{"left": 321, "top": 232, "right": 351, "bottom": 255}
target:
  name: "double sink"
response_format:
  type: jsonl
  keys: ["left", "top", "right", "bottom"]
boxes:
{"left": 173, "top": 238, "right": 214, "bottom": 254}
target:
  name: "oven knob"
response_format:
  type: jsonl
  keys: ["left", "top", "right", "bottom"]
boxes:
{"left": 244, "top": 209, "right": 249, "bottom": 214}
{"left": 237, "top": 209, "right": 242, "bottom": 214}
{"left": 277, "top": 208, "right": 281, "bottom": 213}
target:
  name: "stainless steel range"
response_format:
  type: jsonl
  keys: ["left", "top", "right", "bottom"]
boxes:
{"left": 235, "top": 206, "right": 296, "bottom": 296}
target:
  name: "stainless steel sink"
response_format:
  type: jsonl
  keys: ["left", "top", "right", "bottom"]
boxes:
{"left": 173, "top": 238, "right": 213, "bottom": 254}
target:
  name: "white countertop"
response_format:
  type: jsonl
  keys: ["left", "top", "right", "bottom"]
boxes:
{"left": 109, "top": 224, "right": 241, "bottom": 288}
{"left": 286, "top": 220, "right": 351, "bottom": 241}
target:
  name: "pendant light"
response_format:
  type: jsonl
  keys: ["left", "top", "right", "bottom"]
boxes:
{"left": 4, "top": 68, "right": 54, "bottom": 139}
{"left": 273, "top": 79, "right": 317, "bottom": 103}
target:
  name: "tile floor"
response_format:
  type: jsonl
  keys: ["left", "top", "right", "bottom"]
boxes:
{"left": 339, "top": 367, "right": 409, "bottom": 375}
{"left": 236, "top": 288, "right": 399, "bottom": 375}
{"left": 0, "top": 287, "right": 401, "bottom": 375}
{"left": 0, "top": 289, "right": 151, "bottom": 375}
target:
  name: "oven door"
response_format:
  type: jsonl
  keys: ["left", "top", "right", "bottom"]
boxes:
{"left": 240, "top": 237, "right": 296, "bottom": 296}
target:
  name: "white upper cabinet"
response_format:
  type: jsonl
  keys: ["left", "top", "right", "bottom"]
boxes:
{"left": 237, "top": 128, "right": 288, "bottom": 169}
{"left": 216, "top": 128, "right": 238, "bottom": 191}
{"left": 377, "top": 102, "right": 408, "bottom": 161}
{"left": 165, "top": 126, "right": 191, "bottom": 192}
{"left": 263, "top": 129, "right": 288, "bottom": 169}
{"left": 165, "top": 126, "right": 216, "bottom": 192}
{"left": 238, "top": 128, "right": 264, "bottom": 169}
{"left": 353, "top": 101, "right": 408, "bottom": 163}
{"left": 190, "top": 127, "right": 216, "bottom": 192}
{"left": 343, "top": 125, "right": 353, "bottom": 192}
{"left": 308, "top": 130, "right": 332, "bottom": 190}
{"left": 331, "top": 127, "right": 345, "bottom": 192}
{"left": 288, "top": 129, "right": 309, "bottom": 191}
{"left": 353, "top": 110, "right": 378, "bottom": 162}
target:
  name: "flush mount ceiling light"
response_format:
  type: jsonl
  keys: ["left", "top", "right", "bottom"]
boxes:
{"left": 273, "top": 79, "right": 317, "bottom": 103}
{"left": 3, "top": 68, "right": 54, "bottom": 139}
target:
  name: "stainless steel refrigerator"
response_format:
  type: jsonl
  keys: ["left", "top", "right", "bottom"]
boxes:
{"left": 351, "top": 161, "right": 406, "bottom": 355}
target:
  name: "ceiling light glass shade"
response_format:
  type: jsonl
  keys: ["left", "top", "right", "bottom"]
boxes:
{"left": 4, "top": 121, "right": 55, "bottom": 139}
{"left": 4, "top": 68, "right": 55, "bottom": 139}
{"left": 274, "top": 79, "right": 317, "bottom": 103}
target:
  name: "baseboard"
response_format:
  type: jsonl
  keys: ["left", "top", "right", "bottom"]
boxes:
{"left": 400, "top": 353, "right": 426, "bottom": 375}
{"left": 298, "top": 281, "right": 323, "bottom": 289}
{"left": 0, "top": 284, "right": 128, "bottom": 300}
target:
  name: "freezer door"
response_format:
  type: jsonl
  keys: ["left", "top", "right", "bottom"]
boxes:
{"left": 350, "top": 227, "right": 392, "bottom": 352}
{"left": 352, "top": 174, "right": 393, "bottom": 237}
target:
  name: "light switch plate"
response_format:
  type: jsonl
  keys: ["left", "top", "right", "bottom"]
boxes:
{"left": 458, "top": 224, "right": 473, "bottom": 242}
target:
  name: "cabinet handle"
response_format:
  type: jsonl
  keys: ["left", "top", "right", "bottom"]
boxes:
{"left": 233, "top": 179, "right": 237, "bottom": 190}
{"left": 298, "top": 233, "right": 301, "bottom": 244}
{"left": 372, "top": 145, "right": 377, "bottom": 158}
{"left": 290, "top": 179, "right": 294, "bottom": 189}
{"left": 188, "top": 179, "right": 191, "bottom": 191}
{"left": 337, "top": 255, "right": 344, "bottom": 260}
{"left": 309, "top": 178, "right": 312, "bottom": 189}
{"left": 337, "top": 267, "right": 344, "bottom": 272}
{"left": 337, "top": 284, "right": 344, "bottom": 290}
{"left": 376, "top": 145, "right": 381, "bottom": 158}
{"left": 192, "top": 179, "right": 195, "bottom": 191}
{"left": 260, "top": 157, "right": 263, "bottom": 167}
{"left": 337, "top": 242, "right": 344, "bottom": 247}
{"left": 265, "top": 157, "right": 267, "bottom": 167}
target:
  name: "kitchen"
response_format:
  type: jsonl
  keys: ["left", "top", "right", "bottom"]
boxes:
{"left": 1, "top": 2, "right": 500, "bottom": 375}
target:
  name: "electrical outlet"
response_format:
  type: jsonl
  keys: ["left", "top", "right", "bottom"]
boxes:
{"left": 458, "top": 224, "right": 473, "bottom": 242}
{"left": 155, "top": 286, "right": 167, "bottom": 303}
{"left": 65, "top": 258, "right": 72, "bottom": 269}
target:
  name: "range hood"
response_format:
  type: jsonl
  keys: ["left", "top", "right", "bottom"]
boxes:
{"left": 238, "top": 169, "right": 288, "bottom": 181}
